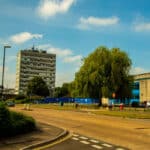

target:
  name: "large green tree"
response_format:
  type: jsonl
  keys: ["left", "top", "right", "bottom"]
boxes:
{"left": 72, "top": 46, "right": 133, "bottom": 104}
{"left": 110, "top": 48, "right": 133, "bottom": 101}
{"left": 27, "top": 76, "right": 49, "bottom": 97}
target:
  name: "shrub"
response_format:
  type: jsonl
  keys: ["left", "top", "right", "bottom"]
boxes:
{"left": 15, "top": 94, "right": 26, "bottom": 100}
{"left": 0, "top": 103, "right": 36, "bottom": 137}
{"left": 10, "top": 111, "right": 36, "bottom": 135}
{"left": 0, "top": 103, "right": 12, "bottom": 136}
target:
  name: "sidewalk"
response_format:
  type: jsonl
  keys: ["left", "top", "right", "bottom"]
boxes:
{"left": 0, "top": 123, "right": 66, "bottom": 150}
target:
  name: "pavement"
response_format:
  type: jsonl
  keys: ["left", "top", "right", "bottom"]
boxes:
{"left": 0, "top": 123, "right": 68, "bottom": 150}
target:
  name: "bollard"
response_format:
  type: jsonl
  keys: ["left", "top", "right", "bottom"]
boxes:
{"left": 119, "top": 103, "right": 124, "bottom": 111}
{"left": 23, "top": 104, "right": 26, "bottom": 110}
{"left": 26, "top": 104, "right": 30, "bottom": 110}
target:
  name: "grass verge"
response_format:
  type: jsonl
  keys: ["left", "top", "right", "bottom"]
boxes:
{"left": 25, "top": 103, "right": 150, "bottom": 119}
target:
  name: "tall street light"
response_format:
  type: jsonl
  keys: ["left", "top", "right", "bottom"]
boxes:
{"left": 1, "top": 45, "right": 11, "bottom": 100}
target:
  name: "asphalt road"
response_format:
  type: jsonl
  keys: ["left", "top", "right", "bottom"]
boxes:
{"left": 11, "top": 106, "right": 150, "bottom": 150}
{"left": 44, "top": 134, "right": 129, "bottom": 150}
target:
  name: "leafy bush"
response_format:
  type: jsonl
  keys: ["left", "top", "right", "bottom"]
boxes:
{"left": 0, "top": 103, "right": 12, "bottom": 136}
{"left": 10, "top": 111, "right": 36, "bottom": 135}
{"left": 0, "top": 103, "right": 36, "bottom": 137}
{"left": 15, "top": 94, "right": 26, "bottom": 100}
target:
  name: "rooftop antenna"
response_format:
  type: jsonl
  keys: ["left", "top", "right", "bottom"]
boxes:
{"left": 32, "top": 44, "right": 35, "bottom": 51}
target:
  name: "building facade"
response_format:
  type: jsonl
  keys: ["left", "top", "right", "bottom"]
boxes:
{"left": 134, "top": 72, "right": 150, "bottom": 102}
{"left": 15, "top": 47, "right": 56, "bottom": 96}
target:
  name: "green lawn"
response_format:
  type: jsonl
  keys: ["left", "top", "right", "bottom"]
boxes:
{"left": 20, "top": 103, "right": 150, "bottom": 119}
{"left": 92, "top": 109, "right": 150, "bottom": 119}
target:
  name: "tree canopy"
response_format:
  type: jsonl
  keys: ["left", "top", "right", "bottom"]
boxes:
{"left": 72, "top": 46, "right": 133, "bottom": 104}
{"left": 54, "top": 83, "right": 70, "bottom": 97}
{"left": 27, "top": 76, "right": 49, "bottom": 97}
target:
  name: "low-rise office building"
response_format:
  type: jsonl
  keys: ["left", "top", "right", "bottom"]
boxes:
{"left": 134, "top": 72, "right": 150, "bottom": 102}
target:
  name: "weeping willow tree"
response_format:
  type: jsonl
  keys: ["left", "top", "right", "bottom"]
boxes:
{"left": 72, "top": 46, "right": 132, "bottom": 105}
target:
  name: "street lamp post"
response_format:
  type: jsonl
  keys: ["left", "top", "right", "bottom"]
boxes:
{"left": 1, "top": 45, "right": 11, "bottom": 100}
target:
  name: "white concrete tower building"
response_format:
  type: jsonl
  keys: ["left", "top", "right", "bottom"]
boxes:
{"left": 15, "top": 47, "right": 56, "bottom": 96}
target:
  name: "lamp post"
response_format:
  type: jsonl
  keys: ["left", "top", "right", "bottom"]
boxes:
{"left": 1, "top": 45, "right": 11, "bottom": 100}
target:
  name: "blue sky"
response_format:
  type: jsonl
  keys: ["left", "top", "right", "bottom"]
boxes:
{"left": 0, "top": 0, "right": 150, "bottom": 88}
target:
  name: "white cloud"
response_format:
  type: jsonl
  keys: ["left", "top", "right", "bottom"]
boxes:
{"left": 37, "top": 0, "right": 75, "bottom": 19}
{"left": 48, "top": 47, "right": 73, "bottom": 57}
{"left": 38, "top": 44, "right": 82, "bottom": 64}
{"left": 38, "top": 44, "right": 73, "bottom": 57}
{"left": 77, "top": 16, "right": 119, "bottom": 30}
{"left": 134, "top": 22, "right": 150, "bottom": 32}
{"left": 63, "top": 55, "right": 82, "bottom": 63}
{"left": 130, "top": 67, "right": 148, "bottom": 75}
{"left": 10, "top": 32, "right": 43, "bottom": 44}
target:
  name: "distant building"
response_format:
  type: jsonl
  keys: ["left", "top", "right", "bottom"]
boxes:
{"left": 15, "top": 47, "right": 56, "bottom": 96}
{"left": 134, "top": 72, "right": 150, "bottom": 102}
{"left": 103, "top": 72, "right": 150, "bottom": 105}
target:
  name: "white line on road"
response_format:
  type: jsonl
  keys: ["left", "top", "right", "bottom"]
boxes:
{"left": 80, "top": 140, "right": 90, "bottom": 144}
{"left": 102, "top": 143, "right": 112, "bottom": 147}
{"left": 80, "top": 136, "right": 88, "bottom": 140}
{"left": 73, "top": 134, "right": 79, "bottom": 137}
{"left": 72, "top": 137, "right": 79, "bottom": 140}
{"left": 90, "top": 139, "right": 99, "bottom": 143}
{"left": 91, "top": 145, "right": 103, "bottom": 149}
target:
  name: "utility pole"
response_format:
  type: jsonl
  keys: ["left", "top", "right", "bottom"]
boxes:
{"left": 1, "top": 45, "right": 11, "bottom": 100}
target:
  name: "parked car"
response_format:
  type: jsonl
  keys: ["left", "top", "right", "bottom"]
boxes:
{"left": 6, "top": 101, "right": 15, "bottom": 107}
{"left": 146, "top": 101, "right": 150, "bottom": 107}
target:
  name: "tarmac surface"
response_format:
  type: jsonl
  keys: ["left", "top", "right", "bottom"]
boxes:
{"left": 9, "top": 106, "right": 150, "bottom": 150}
{"left": 44, "top": 133, "right": 129, "bottom": 150}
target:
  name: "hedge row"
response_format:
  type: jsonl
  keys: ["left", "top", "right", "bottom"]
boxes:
{"left": 0, "top": 103, "right": 36, "bottom": 137}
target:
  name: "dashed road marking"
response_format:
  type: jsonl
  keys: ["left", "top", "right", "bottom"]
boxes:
{"left": 73, "top": 134, "right": 79, "bottom": 137}
{"left": 90, "top": 139, "right": 99, "bottom": 143}
{"left": 102, "top": 143, "right": 112, "bottom": 147}
{"left": 91, "top": 145, "right": 103, "bottom": 149}
{"left": 72, "top": 137, "right": 79, "bottom": 140}
{"left": 80, "top": 136, "right": 88, "bottom": 140}
{"left": 80, "top": 140, "right": 90, "bottom": 144}
{"left": 72, "top": 134, "right": 127, "bottom": 150}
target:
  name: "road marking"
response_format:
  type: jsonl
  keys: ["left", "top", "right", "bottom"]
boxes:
{"left": 80, "top": 140, "right": 90, "bottom": 144}
{"left": 116, "top": 148, "right": 125, "bottom": 150}
{"left": 73, "top": 134, "right": 79, "bottom": 137}
{"left": 90, "top": 139, "right": 99, "bottom": 143}
{"left": 91, "top": 145, "right": 103, "bottom": 149}
{"left": 72, "top": 137, "right": 79, "bottom": 140}
{"left": 80, "top": 136, "right": 88, "bottom": 140}
{"left": 102, "top": 143, "right": 112, "bottom": 147}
